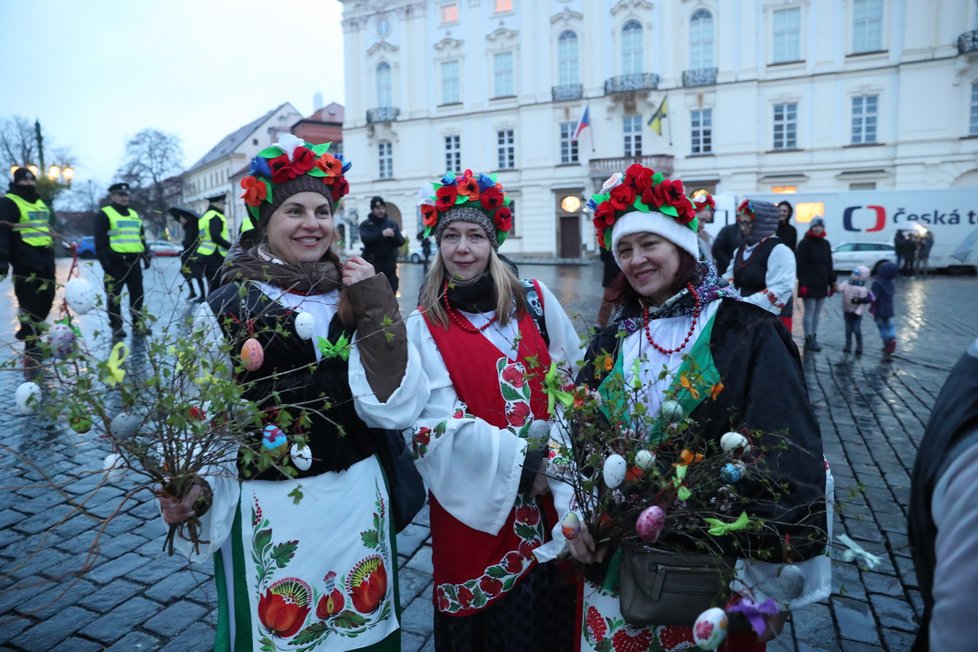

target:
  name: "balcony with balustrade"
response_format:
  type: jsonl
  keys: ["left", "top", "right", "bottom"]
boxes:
{"left": 682, "top": 67, "right": 718, "bottom": 88}
{"left": 958, "top": 29, "right": 978, "bottom": 55}
{"left": 604, "top": 73, "right": 659, "bottom": 95}
{"left": 588, "top": 155, "right": 674, "bottom": 187}
{"left": 366, "top": 107, "right": 401, "bottom": 124}
{"left": 552, "top": 84, "right": 583, "bottom": 102}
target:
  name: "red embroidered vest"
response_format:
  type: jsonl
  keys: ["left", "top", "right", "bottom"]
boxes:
{"left": 422, "top": 293, "right": 557, "bottom": 616}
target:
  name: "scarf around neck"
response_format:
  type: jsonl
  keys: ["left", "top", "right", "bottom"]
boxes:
{"left": 222, "top": 243, "right": 342, "bottom": 294}
{"left": 618, "top": 262, "right": 740, "bottom": 336}
{"left": 445, "top": 273, "right": 498, "bottom": 313}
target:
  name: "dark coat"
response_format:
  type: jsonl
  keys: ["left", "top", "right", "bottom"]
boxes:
{"left": 711, "top": 223, "right": 743, "bottom": 276}
{"left": 796, "top": 234, "right": 834, "bottom": 299}
{"left": 777, "top": 221, "right": 798, "bottom": 253}
{"left": 870, "top": 261, "right": 898, "bottom": 319}
{"left": 577, "top": 299, "right": 827, "bottom": 567}
{"left": 359, "top": 215, "right": 405, "bottom": 265}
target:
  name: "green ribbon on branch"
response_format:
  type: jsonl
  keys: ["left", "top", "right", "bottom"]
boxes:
{"left": 103, "top": 341, "right": 128, "bottom": 386}
{"left": 318, "top": 334, "right": 351, "bottom": 361}
{"left": 704, "top": 511, "right": 751, "bottom": 536}
{"left": 543, "top": 362, "right": 574, "bottom": 414}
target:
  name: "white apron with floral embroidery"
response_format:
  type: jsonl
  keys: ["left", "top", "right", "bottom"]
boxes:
{"left": 218, "top": 457, "right": 397, "bottom": 651}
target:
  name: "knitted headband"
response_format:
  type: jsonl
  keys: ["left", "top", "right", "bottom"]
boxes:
{"left": 737, "top": 199, "right": 780, "bottom": 245}
{"left": 240, "top": 134, "right": 351, "bottom": 226}
{"left": 588, "top": 164, "right": 699, "bottom": 265}
{"left": 418, "top": 170, "right": 513, "bottom": 249}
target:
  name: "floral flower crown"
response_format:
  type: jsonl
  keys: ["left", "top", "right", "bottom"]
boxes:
{"left": 693, "top": 193, "right": 716, "bottom": 211}
{"left": 418, "top": 170, "right": 513, "bottom": 246}
{"left": 240, "top": 134, "right": 352, "bottom": 223}
{"left": 587, "top": 163, "right": 697, "bottom": 250}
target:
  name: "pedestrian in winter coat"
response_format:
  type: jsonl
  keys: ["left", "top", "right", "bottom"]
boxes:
{"left": 711, "top": 222, "right": 742, "bottom": 279}
{"left": 359, "top": 196, "right": 405, "bottom": 292}
{"left": 837, "top": 265, "right": 873, "bottom": 355}
{"left": 796, "top": 218, "right": 835, "bottom": 352}
{"left": 776, "top": 201, "right": 799, "bottom": 331}
{"left": 870, "top": 261, "right": 899, "bottom": 357}
{"left": 0, "top": 167, "right": 57, "bottom": 376}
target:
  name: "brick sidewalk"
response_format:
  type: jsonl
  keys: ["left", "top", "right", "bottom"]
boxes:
{"left": 0, "top": 259, "right": 974, "bottom": 651}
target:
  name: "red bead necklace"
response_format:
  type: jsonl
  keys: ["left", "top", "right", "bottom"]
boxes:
{"left": 442, "top": 280, "right": 498, "bottom": 333}
{"left": 642, "top": 283, "right": 701, "bottom": 355}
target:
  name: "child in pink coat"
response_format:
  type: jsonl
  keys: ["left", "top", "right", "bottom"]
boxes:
{"left": 837, "top": 265, "right": 874, "bottom": 355}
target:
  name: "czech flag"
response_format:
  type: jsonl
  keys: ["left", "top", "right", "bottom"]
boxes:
{"left": 572, "top": 104, "right": 590, "bottom": 142}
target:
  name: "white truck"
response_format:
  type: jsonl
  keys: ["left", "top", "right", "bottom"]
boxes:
{"left": 705, "top": 189, "right": 977, "bottom": 271}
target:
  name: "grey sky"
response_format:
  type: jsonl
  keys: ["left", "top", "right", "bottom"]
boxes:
{"left": 1, "top": 0, "right": 345, "bottom": 192}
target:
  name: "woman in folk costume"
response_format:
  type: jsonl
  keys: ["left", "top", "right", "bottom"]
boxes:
{"left": 722, "top": 199, "right": 796, "bottom": 319}
{"left": 159, "top": 135, "right": 429, "bottom": 651}
{"left": 553, "top": 165, "right": 830, "bottom": 652}
{"left": 406, "top": 170, "right": 582, "bottom": 649}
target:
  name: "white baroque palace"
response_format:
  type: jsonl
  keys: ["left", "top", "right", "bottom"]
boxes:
{"left": 339, "top": 0, "right": 978, "bottom": 257}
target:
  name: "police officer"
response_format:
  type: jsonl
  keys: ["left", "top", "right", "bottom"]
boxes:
{"left": 0, "top": 168, "right": 56, "bottom": 376}
{"left": 95, "top": 182, "right": 151, "bottom": 339}
{"left": 358, "top": 196, "right": 404, "bottom": 291}
{"left": 196, "top": 193, "right": 231, "bottom": 293}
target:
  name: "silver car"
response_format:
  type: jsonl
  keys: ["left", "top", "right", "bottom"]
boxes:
{"left": 831, "top": 241, "right": 895, "bottom": 272}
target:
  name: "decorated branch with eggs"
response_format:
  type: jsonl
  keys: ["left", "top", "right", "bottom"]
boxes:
{"left": 543, "top": 351, "right": 831, "bottom": 647}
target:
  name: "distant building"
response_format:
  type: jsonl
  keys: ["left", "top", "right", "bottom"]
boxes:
{"left": 338, "top": 0, "right": 978, "bottom": 258}
{"left": 183, "top": 103, "right": 303, "bottom": 235}
{"left": 292, "top": 102, "right": 345, "bottom": 150}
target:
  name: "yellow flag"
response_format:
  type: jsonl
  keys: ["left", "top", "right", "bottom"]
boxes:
{"left": 647, "top": 96, "right": 668, "bottom": 135}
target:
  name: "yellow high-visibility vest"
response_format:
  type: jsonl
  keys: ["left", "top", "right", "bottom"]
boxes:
{"left": 102, "top": 206, "right": 145, "bottom": 253}
{"left": 197, "top": 209, "right": 229, "bottom": 257}
{"left": 4, "top": 193, "right": 53, "bottom": 247}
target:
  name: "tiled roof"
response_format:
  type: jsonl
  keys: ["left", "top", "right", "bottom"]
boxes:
{"left": 187, "top": 102, "right": 291, "bottom": 172}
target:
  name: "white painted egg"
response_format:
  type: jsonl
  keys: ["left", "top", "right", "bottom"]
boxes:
{"left": 103, "top": 453, "right": 125, "bottom": 481}
{"left": 778, "top": 564, "right": 806, "bottom": 599}
{"left": 14, "top": 381, "right": 41, "bottom": 414}
{"left": 602, "top": 453, "right": 627, "bottom": 489}
{"left": 290, "top": 444, "right": 312, "bottom": 471}
{"left": 720, "top": 432, "right": 751, "bottom": 454}
{"left": 65, "top": 278, "right": 96, "bottom": 315}
{"left": 48, "top": 324, "right": 77, "bottom": 359}
{"left": 635, "top": 505, "right": 666, "bottom": 543}
{"left": 635, "top": 449, "right": 656, "bottom": 471}
{"left": 109, "top": 411, "right": 141, "bottom": 439}
{"left": 693, "top": 607, "right": 729, "bottom": 650}
{"left": 294, "top": 312, "right": 316, "bottom": 340}
{"left": 659, "top": 400, "right": 684, "bottom": 423}
{"left": 561, "top": 511, "right": 581, "bottom": 540}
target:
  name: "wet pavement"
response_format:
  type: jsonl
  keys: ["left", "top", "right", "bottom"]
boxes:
{"left": 0, "top": 256, "right": 975, "bottom": 651}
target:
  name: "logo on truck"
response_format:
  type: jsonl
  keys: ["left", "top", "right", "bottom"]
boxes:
{"left": 842, "top": 205, "right": 886, "bottom": 232}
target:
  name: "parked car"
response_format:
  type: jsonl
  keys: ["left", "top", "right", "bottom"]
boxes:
{"left": 831, "top": 241, "right": 895, "bottom": 273}
{"left": 69, "top": 236, "right": 96, "bottom": 259}
{"left": 407, "top": 245, "right": 428, "bottom": 263}
{"left": 148, "top": 240, "right": 182, "bottom": 257}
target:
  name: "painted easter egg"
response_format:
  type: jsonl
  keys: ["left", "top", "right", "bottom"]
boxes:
{"left": 659, "top": 400, "right": 684, "bottom": 424}
{"left": 262, "top": 424, "right": 287, "bottom": 452}
{"left": 241, "top": 338, "right": 264, "bottom": 371}
{"left": 635, "top": 505, "right": 666, "bottom": 543}
{"left": 635, "top": 449, "right": 656, "bottom": 471}
{"left": 65, "top": 278, "right": 96, "bottom": 315}
{"left": 720, "top": 462, "right": 744, "bottom": 484}
{"left": 561, "top": 511, "right": 581, "bottom": 540}
{"left": 290, "top": 443, "right": 313, "bottom": 471}
{"left": 693, "top": 607, "right": 729, "bottom": 650}
{"left": 14, "top": 381, "right": 41, "bottom": 415}
{"left": 103, "top": 453, "right": 125, "bottom": 481}
{"left": 109, "top": 412, "right": 141, "bottom": 439}
{"left": 294, "top": 312, "right": 316, "bottom": 340}
{"left": 47, "top": 323, "right": 77, "bottom": 359}
{"left": 720, "top": 432, "right": 751, "bottom": 454}
{"left": 778, "top": 564, "right": 806, "bottom": 599}
{"left": 602, "top": 453, "right": 627, "bottom": 489}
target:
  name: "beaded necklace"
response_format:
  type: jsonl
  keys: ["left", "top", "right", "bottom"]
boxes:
{"left": 442, "top": 280, "right": 498, "bottom": 333}
{"left": 642, "top": 283, "right": 701, "bottom": 355}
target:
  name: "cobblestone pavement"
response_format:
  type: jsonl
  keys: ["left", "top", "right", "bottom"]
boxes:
{"left": 0, "top": 257, "right": 975, "bottom": 651}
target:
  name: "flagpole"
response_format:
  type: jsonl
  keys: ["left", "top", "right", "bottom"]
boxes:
{"left": 666, "top": 94, "right": 673, "bottom": 147}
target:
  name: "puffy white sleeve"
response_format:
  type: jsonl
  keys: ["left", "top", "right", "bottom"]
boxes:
{"left": 404, "top": 310, "right": 529, "bottom": 535}
{"left": 740, "top": 243, "right": 797, "bottom": 315}
{"left": 349, "top": 333, "right": 430, "bottom": 431}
